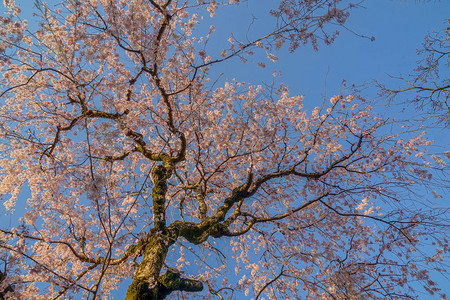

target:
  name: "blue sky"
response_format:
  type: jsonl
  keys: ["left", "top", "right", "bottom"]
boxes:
{"left": 209, "top": 1, "right": 449, "bottom": 100}
{"left": 1, "top": 0, "right": 450, "bottom": 299}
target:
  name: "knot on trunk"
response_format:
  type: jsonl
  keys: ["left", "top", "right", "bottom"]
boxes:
{"left": 125, "top": 269, "right": 203, "bottom": 299}
{"left": 158, "top": 268, "right": 203, "bottom": 297}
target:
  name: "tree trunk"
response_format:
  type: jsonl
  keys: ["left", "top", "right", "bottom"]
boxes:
{"left": 125, "top": 165, "right": 203, "bottom": 299}
{"left": 124, "top": 231, "right": 169, "bottom": 300}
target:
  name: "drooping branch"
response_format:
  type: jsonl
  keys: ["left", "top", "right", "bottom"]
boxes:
{"left": 51, "top": 263, "right": 100, "bottom": 300}
{"left": 255, "top": 266, "right": 285, "bottom": 300}
{"left": 0, "top": 229, "right": 138, "bottom": 266}
{"left": 0, "top": 242, "right": 93, "bottom": 294}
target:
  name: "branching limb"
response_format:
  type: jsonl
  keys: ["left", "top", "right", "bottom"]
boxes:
{"left": 104, "top": 147, "right": 138, "bottom": 162}
{"left": 171, "top": 132, "right": 365, "bottom": 244}
{"left": 0, "top": 229, "right": 138, "bottom": 266}
{"left": 224, "top": 193, "right": 330, "bottom": 237}
{"left": 255, "top": 266, "right": 285, "bottom": 300}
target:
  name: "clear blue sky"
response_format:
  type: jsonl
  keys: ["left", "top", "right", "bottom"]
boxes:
{"left": 1, "top": 0, "right": 449, "bottom": 299}
{"left": 209, "top": 1, "right": 449, "bottom": 102}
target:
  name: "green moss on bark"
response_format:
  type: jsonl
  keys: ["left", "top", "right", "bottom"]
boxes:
{"left": 152, "top": 164, "right": 168, "bottom": 230}
{"left": 125, "top": 279, "right": 157, "bottom": 300}
{"left": 125, "top": 269, "right": 203, "bottom": 300}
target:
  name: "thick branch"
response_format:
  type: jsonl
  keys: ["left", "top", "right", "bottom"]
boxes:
{"left": 158, "top": 268, "right": 203, "bottom": 298}
{"left": 125, "top": 268, "right": 202, "bottom": 300}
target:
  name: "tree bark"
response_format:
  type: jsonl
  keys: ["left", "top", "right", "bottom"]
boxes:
{"left": 0, "top": 270, "right": 14, "bottom": 299}
{"left": 125, "top": 165, "right": 203, "bottom": 299}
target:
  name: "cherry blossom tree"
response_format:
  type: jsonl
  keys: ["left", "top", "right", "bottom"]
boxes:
{"left": 0, "top": 0, "right": 448, "bottom": 299}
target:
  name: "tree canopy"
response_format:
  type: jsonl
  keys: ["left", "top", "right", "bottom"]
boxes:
{"left": 0, "top": 0, "right": 448, "bottom": 299}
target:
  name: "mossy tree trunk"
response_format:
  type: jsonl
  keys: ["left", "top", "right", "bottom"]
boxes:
{"left": 125, "top": 165, "right": 203, "bottom": 300}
